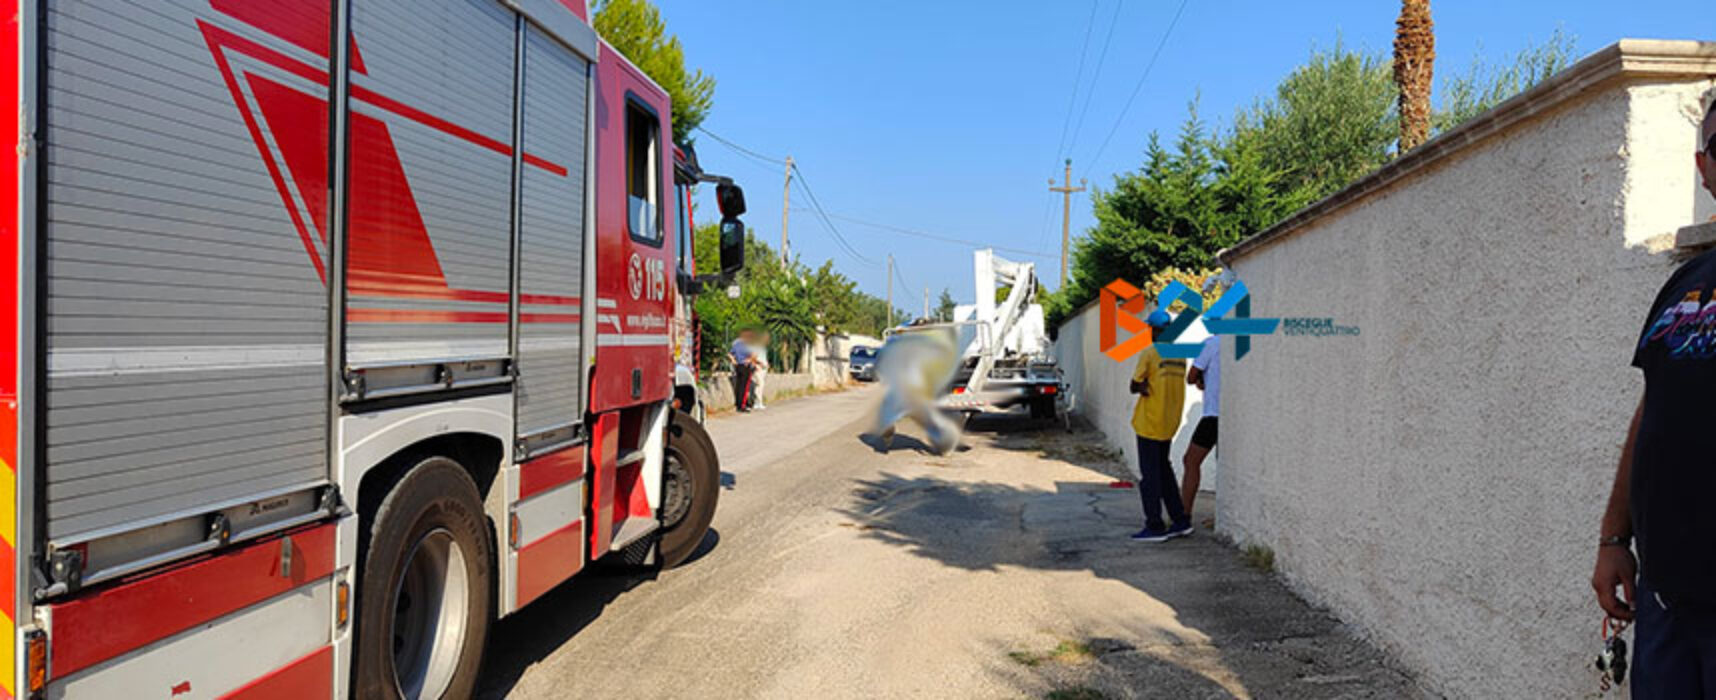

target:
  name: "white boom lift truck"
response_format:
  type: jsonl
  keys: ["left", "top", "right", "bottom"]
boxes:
{"left": 938, "top": 249, "right": 1069, "bottom": 425}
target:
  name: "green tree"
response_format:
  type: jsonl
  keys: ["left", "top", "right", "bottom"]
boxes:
{"left": 1048, "top": 34, "right": 1573, "bottom": 330}
{"left": 934, "top": 288, "right": 958, "bottom": 321}
{"left": 1239, "top": 41, "right": 1399, "bottom": 203}
{"left": 593, "top": 0, "right": 715, "bottom": 143}
{"left": 749, "top": 275, "right": 816, "bottom": 371}
{"left": 1051, "top": 42, "right": 1403, "bottom": 326}
{"left": 1053, "top": 111, "right": 1263, "bottom": 325}
{"left": 806, "top": 261, "right": 866, "bottom": 333}
{"left": 1435, "top": 29, "right": 1576, "bottom": 132}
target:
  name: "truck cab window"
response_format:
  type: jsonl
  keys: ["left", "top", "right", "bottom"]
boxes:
{"left": 626, "top": 101, "right": 662, "bottom": 244}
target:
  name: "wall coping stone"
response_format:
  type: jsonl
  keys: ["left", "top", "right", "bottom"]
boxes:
{"left": 1675, "top": 220, "right": 1716, "bottom": 251}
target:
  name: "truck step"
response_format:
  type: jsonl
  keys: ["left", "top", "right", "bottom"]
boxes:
{"left": 609, "top": 516, "right": 659, "bottom": 552}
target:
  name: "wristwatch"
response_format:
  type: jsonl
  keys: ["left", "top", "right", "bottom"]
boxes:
{"left": 1599, "top": 534, "right": 1631, "bottom": 548}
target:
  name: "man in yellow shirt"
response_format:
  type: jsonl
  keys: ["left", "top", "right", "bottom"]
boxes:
{"left": 1129, "top": 309, "right": 1191, "bottom": 542}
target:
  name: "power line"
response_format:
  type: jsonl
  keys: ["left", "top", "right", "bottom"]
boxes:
{"left": 792, "top": 168, "right": 870, "bottom": 265}
{"left": 790, "top": 162, "right": 878, "bottom": 267}
{"left": 886, "top": 260, "right": 922, "bottom": 319}
{"left": 1033, "top": 190, "right": 1058, "bottom": 271}
{"left": 1080, "top": 0, "right": 1191, "bottom": 180}
{"left": 694, "top": 126, "right": 785, "bottom": 166}
{"left": 891, "top": 262, "right": 921, "bottom": 308}
{"left": 1051, "top": 0, "right": 1101, "bottom": 167}
{"left": 795, "top": 209, "right": 1058, "bottom": 260}
{"left": 689, "top": 127, "right": 877, "bottom": 269}
{"left": 1065, "top": 0, "right": 1126, "bottom": 156}
{"left": 692, "top": 128, "right": 1038, "bottom": 293}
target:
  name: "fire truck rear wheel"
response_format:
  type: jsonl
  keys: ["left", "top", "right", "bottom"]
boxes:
{"left": 356, "top": 456, "right": 493, "bottom": 700}
{"left": 658, "top": 410, "right": 720, "bottom": 568}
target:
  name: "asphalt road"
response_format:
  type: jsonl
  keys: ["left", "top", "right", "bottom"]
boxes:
{"left": 477, "top": 386, "right": 1423, "bottom": 699}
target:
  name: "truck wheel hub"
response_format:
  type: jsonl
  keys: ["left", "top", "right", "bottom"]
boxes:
{"left": 661, "top": 449, "right": 693, "bottom": 529}
{"left": 392, "top": 528, "right": 469, "bottom": 699}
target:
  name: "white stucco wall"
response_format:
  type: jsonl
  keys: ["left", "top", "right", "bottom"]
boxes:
{"left": 1217, "top": 47, "right": 1714, "bottom": 698}
{"left": 1054, "top": 307, "right": 1215, "bottom": 487}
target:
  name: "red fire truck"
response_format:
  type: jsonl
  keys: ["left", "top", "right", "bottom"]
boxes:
{"left": 0, "top": 0, "right": 747, "bottom": 697}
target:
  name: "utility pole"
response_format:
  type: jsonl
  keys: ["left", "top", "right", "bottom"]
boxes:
{"left": 885, "top": 254, "right": 894, "bottom": 329}
{"left": 1048, "top": 158, "right": 1086, "bottom": 288}
{"left": 780, "top": 155, "right": 793, "bottom": 266}
{"left": 923, "top": 287, "right": 929, "bottom": 321}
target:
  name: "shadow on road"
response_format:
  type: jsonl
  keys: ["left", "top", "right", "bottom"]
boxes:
{"left": 857, "top": 430, "right": 940, "bottom": 455}
{"left": 476, "top": 528, "right": 722, "bottom": 699}
{"left": 836, "top": 417, "right": 1418, "bottom": 698}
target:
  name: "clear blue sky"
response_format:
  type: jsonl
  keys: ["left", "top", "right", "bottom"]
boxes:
{"left": 663, "top": 1, "right": 1713, "bottom": 312}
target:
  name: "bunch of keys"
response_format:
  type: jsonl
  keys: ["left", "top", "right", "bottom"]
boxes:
{"left": 1595, "top": 617, "right": 1629, "bottom": 693}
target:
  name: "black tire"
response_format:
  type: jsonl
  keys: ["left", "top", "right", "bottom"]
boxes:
{"left": 658, "top": 410, "right": 720, "bottom": 568}
{"left": 1030, "top": 396, "right": 1055, "bottom": 420}
{"left": 354, "top": 456, "right": 493, "bottom": 700}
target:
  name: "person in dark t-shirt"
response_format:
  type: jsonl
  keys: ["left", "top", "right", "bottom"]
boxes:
{"left": 1593, "top": 96, "right": 1716, "bottom": 698}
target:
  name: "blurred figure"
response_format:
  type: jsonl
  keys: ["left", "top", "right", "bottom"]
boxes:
{"left": 1129, "top": 309, "right": 1191, "bottom": 543}
{"left": 869, "top": 324, "right": 962, "bottom": 455}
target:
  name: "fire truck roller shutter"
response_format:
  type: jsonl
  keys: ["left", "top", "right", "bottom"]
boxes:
{"left": 514, "top": 24, "right": 589, "bottom": 445}
{"left": 343, "top": 0, "right": 518, "bottom": 366}
{"left": 39, "top": 0, "right": 331, "bottom": 543}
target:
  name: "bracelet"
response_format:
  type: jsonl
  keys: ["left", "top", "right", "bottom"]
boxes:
{"left": 1599, "top": 535, "right": 1631, "bottom": 547}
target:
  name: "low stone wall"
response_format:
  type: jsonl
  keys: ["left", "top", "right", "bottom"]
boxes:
{"left": 697, "top": 371, "right": 836, "bottom": 412}
{"left": 696, "top": 332, "right": 876, "bottom": 411}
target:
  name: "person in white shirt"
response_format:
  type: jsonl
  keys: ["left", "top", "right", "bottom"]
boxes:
{"left": 750, "top": 331, "right": 771, "bottom": 410}
{"left": 1181, "top": 334, "right": 1220, "bottom": 515}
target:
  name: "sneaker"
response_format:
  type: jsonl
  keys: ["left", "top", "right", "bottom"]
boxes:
{"left": 1166, "top": 522, "right": 1193, "bottom": 540}
{"left": 1130, "top": 527, "right": 1172, "bottom": 543}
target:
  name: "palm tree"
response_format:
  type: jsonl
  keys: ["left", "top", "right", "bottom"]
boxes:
{"left": 1393, "top": 0, "right": 1435, "bottom": 151}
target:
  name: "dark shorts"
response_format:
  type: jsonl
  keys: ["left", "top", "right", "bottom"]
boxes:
{"left": 1633, "top": 577, "right": 1716, "bottom": 697}
{"left": 1190, "top": 416, "right": 1219, "bottom": 448}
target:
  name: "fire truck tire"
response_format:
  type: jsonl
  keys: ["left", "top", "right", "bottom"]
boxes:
{"left": 355, "top": 456, "right": 493, "bottom": 700}
{"left": 658, "top": 410, "right": 720, "bottom": 568}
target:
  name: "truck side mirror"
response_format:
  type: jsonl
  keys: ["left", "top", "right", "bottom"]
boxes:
{"left": 716, "top": 183, "right": 747, "bottom": 218}
{"left": 719, "top": 217, "right": 745, "bottom": 276}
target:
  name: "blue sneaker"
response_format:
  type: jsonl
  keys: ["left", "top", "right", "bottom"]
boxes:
{"left": 1166, "top": 522, "right": 1193, "bottom": 540}
{"left": 1130, "top": 527, "right": 1172, "bottom": 543}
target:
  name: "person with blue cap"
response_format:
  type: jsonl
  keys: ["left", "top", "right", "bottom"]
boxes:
{"left": 1128, "top": 308, "right": 1192, "bottom": 542}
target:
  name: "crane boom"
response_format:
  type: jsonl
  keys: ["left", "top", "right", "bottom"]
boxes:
{"left": 967, "top": 249, "right": 1045, "bottom": 393}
